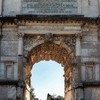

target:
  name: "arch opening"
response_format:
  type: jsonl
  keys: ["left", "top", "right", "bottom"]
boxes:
{"left": 25, "top": 42, "right": 73, "bottom": 100}
{"left": 31, "top": 60, "right": 64, "bottom": 100}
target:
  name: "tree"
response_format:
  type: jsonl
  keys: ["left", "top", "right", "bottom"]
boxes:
{"left": 56, "top": 96, "right": 64, "bottom": 100}
{"left": 47, "top": 93, "right": 64, "bottom": 100}
{"left": 47, "top": 93, "right": 52, "bottom": 100}
{"left": 30, "top": 87, "right": 35, "bottom": 100}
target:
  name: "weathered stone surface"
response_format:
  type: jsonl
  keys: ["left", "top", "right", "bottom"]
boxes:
{"left": 95, "top": 64, "right": 100, "bottom": 81}
{"left": 0, "top": 0, "right": 2, "bottom": 15}
{"left": 0, "top": 63, "right": 5, "bottom": 80}
{"left": 0, "top": 86, "right": 16, "bottom": 99}
{"left": 81, "top": 65, "right": 86, "bottom": 81}
{"left": 88, "top": 49, "right": 99, "bottom": 56}
{"left": 1, "top": 57, "right": 17, "bottom": 62}
{"left": 1, "top": 0, "right": 100, "bottom": 17}
{"left": 75, "top": 89, "right": 84, "bottom": 99}
{"left": 84, "top": 87, "right": 100, "bottom": 100}
{"left": 81, "top": 0, "right": 99, "bottom": 17}
{"left": 22, "top": 0, "right": 78, "bottom": 15}
{"left": 81, "top": 42, "right": 98, "bottom": 49}
{"left": 2, "top": 30, "right": 18, "bottom": 41}
{"left": 14, "top": 63, "right": 18, "bottom": 80}
{"left": 81, "top": 57, "right": 99, "bottom": 62}
{"left": 82, "top": 35, "right": 98, "bottom": 42}
{"left": 1, "top": 41, "right": 18, "bottom": 56}
{"left": 18, "top": 25, "right": 81, "bottom": 35}
{"left": 3, "top": 0, "right": 21, "bottom": 16}
{"left": 81, "top": 48, "right": 99, "bottom": 56}
{"left": 0, "top": 15, "right": 100, "bottom": 100}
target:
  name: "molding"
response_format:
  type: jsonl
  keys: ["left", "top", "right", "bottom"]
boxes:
{"left": 74, "top": 82, "right": 100, "bottom": 88}
{"left": 83, "top": 82, "right": 100, "bottom": 87}
{"left": 0, "top": 15, "right": 100, "bottom": 27}
{"left": 0, "top": 80, "right": 18, "bottom": 86}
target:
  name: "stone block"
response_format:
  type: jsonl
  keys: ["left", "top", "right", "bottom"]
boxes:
{"left": 81, "top": 57, "right": 99, "bottom": 62}
{"left": 14, "top": 63, "right": 18, "bottom": 80}
{"left": 0, "top": 63, "right": 5, "bottom": 80}
{"left": 88, "top": 49, "right": 99, "bottom": 56}
{"left": 81, "top": 65, "right": 86, "bottom": 81}
{"left": 1, "top": 41, "right": 18, "bottom": 56}
{"left": 84, "top": 87, "right": 100, "bottom": 100}
{"left": 81, "top": 42, "right": 98, "bottom": 49}
{"left": 81, "top": 48, "right": 99, "bottom": 56}
{"left": 81, "top": 49, "right": 89, "bottom": 56}
{"left": 7, "top": 86, "right": 16, "bottom": 99}
{"left": 87, "top": 5, "right": 99, "bottom": 17}
{"left": 3, "top": 0, "right": 21, "bottom": 16}
{"left": 1, "top": 56, "right": 17, "bottom": 62}
{"left": 0, "top": 0, "right": 2, "bottom": 15}
{"left": 2, "top": 30, "right": 18, "bottom": 41}
{"left": 77, "top": 0, "right": 82, "bottom": 14}
{"left": 95, "top": 64, "right": 100, "bottom": 81}
{"left": 75, "top": 89, "right": 84, "bottom": 99}
{"left": 82, "top": 35, "right": 98, "bottom": 42}
{"left": 0, "top": 86, "right": 16, "bottom": 99}
{"left": 82, "top": 0, "right": 99, "bottom": 17}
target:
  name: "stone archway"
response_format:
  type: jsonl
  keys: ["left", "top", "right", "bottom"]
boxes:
{"left": 0, "top": 15, "right": 100, "bottom": 100}
{"left": 24, "top": 34, "right": 76, "bottom": 100}
{"left": 29, "top": 42, "right": 71, "bottom": 67}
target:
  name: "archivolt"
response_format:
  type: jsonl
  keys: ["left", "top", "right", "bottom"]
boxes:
{"left": 28, "top": 42, "right": 72, "bottom": 68}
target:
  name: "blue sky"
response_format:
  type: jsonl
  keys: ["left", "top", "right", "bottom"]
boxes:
{"left": 31, "top": 60, "right": 64, "bottom": 100}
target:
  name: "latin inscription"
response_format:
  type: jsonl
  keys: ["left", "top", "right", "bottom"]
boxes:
{"left": 22, "top": 0, "right": 78, "bottom": 15}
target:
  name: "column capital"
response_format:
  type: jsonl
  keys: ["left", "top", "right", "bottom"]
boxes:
{"left": 75, "top": 33, "right": 82, "bottom": 40}
{"left": 17, "top": 33, "right": 24, "bottom": 39}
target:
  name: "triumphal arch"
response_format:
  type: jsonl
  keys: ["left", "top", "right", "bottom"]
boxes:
{"left": 0, "top": 0, "right": 100, "bottom": 100}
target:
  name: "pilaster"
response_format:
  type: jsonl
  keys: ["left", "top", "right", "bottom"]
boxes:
{"left": 17, "top": 33, "right": 25, "bottom": 100}
{"left": 98, "top": 27, "right": 100, "bottom": 47}
{"left": 76, "top": 34, "right": 81, "bottom": 57}
{"left": 17, "top": 33, "right": 24, "bottom": 56}
{"left": 0, "top": 28, "right": 2, "bottom": 63}
{"left": 75, "top": 33, "right": 81, "bottom": 83}
{"left": 74, "top": 33, "right": 84, "bottom": 100}
{"left": 17, "top": 33, "right": 24, "bottom": 80}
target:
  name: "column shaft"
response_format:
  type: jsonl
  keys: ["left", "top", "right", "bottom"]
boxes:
{"left": 17, "top": 33, "right": 24, "bottom": 100}
{"left": 18, "top": 37, "right": 23, "bottom": 56}
{"left": 76, "top": 35, "right": 81, "bottom": 56}
{"left": 17, "top": 33, "right": 24, "bottom": 81}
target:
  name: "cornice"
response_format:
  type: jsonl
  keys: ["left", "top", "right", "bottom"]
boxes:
{"left": 0, "top": 15, "right": 100, "bottom": 27}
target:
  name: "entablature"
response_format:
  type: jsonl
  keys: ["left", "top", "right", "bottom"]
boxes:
{"left": 0, "top": 15, "right": 100, "bottom": 28}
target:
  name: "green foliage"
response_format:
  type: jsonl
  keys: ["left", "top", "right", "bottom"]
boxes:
{"left": 47, "top": 93, "right": 64, "bottom": 100}
{"left": 31, "top": 87, "right": 35, "bottom": 100}
{"left": 47, "top": 93, "right": 52, "bottom": 100}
